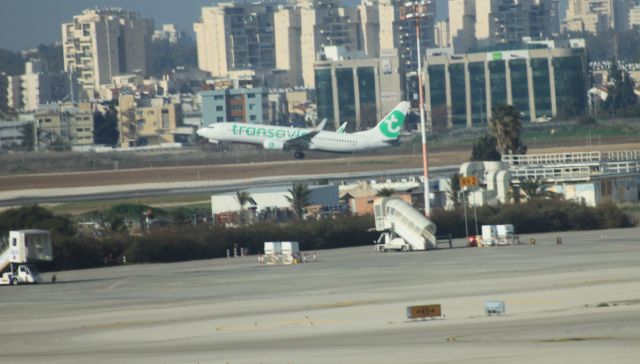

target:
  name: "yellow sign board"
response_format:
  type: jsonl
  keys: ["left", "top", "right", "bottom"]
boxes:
{"left": 407, "top": 304, "right": 442, "bottom": 319}
{"left": 459, "top": 176, "right": 478, "bottom": 187}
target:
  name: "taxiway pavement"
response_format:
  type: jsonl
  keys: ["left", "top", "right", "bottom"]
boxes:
{"left": 1, "top": 228, "right": 640, "bottom": 363}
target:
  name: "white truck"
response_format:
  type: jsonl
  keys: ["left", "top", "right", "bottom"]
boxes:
{"left": 1, "top": 230, "right": 52, "bottom": 285}
{"left": 263, "top": 241, "right": 300, "bottom": 264}
{"left": 481, "top": 224, "right": 515, "bottom": 246}
{"left": 373, "top": 197, "right": 437, "bottom": 252}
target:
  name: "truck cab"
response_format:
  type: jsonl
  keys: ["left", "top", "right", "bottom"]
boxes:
{"left": 1, "top": 264, "right": 43, "bottom": 285}
{"left": 374, "top": 232, "right": 411, "bottom": 252}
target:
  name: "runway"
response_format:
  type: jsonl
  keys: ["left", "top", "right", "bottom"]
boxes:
{"left": 1, "top": 228, "right": 639, "bottom": 363}
{"left": 0, "top": 166, "right": 457, "bottom": 207}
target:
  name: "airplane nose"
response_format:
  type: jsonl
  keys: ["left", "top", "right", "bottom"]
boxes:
{"left": 196, "top": 128, "right": 207, "bottom": 137}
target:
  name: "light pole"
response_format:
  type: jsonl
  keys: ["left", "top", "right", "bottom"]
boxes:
{"left": 405, "top": 0, "right": 431, "bottom": 218}
{"left": 460, "top": 190, "right": 469, "bottom": 239}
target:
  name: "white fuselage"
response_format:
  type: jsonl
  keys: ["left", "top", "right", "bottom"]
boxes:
{"left": 198, "top": 123, "right": 391, "bottom": 153}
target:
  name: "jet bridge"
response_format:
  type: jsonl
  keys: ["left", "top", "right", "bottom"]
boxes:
{"left": 373, "top": 197, "right": 437, "bottom": 251}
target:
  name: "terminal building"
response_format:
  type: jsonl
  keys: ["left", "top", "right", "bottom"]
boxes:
{"left": 454, "top": 151, "right": 640, "bottom": 208}
{"left": 424, "top": 40, "right": 588, "bottom": 129}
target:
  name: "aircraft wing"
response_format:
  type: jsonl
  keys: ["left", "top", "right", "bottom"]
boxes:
{"left": 284, "top": 119, "right": 327, "bottom": 151}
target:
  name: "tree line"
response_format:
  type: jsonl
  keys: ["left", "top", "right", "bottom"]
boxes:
{"left": 0, "top": 197, "right": 635, "bottom": 271}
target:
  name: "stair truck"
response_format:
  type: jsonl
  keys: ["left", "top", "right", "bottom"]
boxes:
{"left": 373, "top": 197, "right": 437, "bottom": 252}
{"left": 0, "top": 230, "right": 52, "bottom": 285}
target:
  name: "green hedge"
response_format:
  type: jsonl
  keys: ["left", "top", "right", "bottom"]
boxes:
{"left": 123, "top": 215, "right": 377, "bottom": 263}
{"left": 1, "top": 202, "right": 636, "bottom": 271}
{"left": 432, "top": 200, "right": 635, "bottom": 238}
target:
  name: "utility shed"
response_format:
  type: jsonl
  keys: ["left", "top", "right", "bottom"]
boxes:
{"left": 211, "top": 184, "right": 339, "bottom": 215}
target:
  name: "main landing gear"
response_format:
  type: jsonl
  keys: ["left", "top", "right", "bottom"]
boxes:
{"left": 294, "top": 151, "right": 306, "bottom": 159}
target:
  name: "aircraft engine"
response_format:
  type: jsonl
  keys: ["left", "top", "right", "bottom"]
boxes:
{"left": 263, "top": 140, "right": 286, "bottom": 150}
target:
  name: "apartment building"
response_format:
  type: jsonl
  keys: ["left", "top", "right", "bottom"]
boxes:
{"left": 298, "top": 0, "right": 361, "bottom": 88}
{"left": 435, "top": 19, "right": 451, "bottom": 48}
{"left": 33, "top": 103, "right": 94, "bottom": 149}
{"left": 194, "top": 2, "right": 277, "bottom": 78}
{"left": 152, "top": 24, "right": 185, "bottom": 44}
{"left": 448, "top": 0, "right": 557, "bottom": 52}
{"left": 564, "top": 0, "right": 615, "bottom": 33}
{"left": 200, "top": 87, "right": 269, "bottom": 125}
{"left": 0, "top": 120, "right": 32, "bottom": 150}
{"left": 274, "top": 7, "right": 303, "bottom": 86}
{"left": 62, "top": 9, "right": 153, "bottom": 97}
{"left": 6, "top": 60, "right": 76, "bottom": 112}
{"left": 118, "top": 95, "right": 183, "bottom": 148}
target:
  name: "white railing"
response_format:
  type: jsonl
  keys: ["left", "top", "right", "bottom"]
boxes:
{"left": 510, "top": 166, "right": 593, "bottom": 181}
{"left": 607, "top": 150, "right": 640, "bottom": 162}
{"left": 603, "top": 161, "right": 640, "bottom": 174}
{"left": 503, "top": 152, "right": 602, "bottom": 166}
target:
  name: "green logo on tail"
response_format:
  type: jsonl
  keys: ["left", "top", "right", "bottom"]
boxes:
{"left": 379, "top": 109, "right": 405, "bottom": 138}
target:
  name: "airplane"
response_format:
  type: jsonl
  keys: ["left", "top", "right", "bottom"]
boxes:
{"left": 196, "top": 101, "right": 410, "bottom": 159}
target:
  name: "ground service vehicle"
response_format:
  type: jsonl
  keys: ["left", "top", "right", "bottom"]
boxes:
{"left": 373, "top": 197, "right": 437, "bottom": 252}
{"left": 0, "top": 230, "right": 52, "bottom": 285}
{"left": 481, "top": 224, "right": 515, "bottom": 246}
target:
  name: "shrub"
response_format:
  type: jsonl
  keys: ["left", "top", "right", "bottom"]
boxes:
{"left": 2, "top": 202, "right": 635, "bottom": 270}
{"left": 433, "top": 200, "right": 635, "bottom": 237}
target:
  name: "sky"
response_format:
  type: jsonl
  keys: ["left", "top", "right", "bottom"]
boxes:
{"left": 0, "top": 0, "right": 214, "bottom": 51}
{"left": 0, "top": 0, "right": 566, "bottom": 53}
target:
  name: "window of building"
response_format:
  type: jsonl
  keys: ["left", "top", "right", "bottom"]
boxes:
{"left": 216, "top": 106, "right": 223, "bottom": 111}
{"left": 217, "top": 117, "right": 224, "bottom": 122}
{"left": 250, "top": 115, "right": 256, "bottom": 121}
{"left": 247, "top": 93, "right": 255, "bottom": 98}
{"left": 489, "top": 60, "right": 507, "bottom": 109}
{"left": 449, "top": 63, "right": 467, "bottom": 127}
{"left": 509, "top": 59, "right": 530, "bottom": 119}
{"left": 531, "top": 58, "right": 552, "bottom": 119}
{"left": 336, "top": 68, "right": 355, "bottom": 120}
{"left": 315, "top": 68, "right": 334, "bottom": 124}
{"left": 428, "top": 65, "right": 447, "bottom": 128}
{"left": 214, "top": 95, "right": 224, "bottom": 100}
{"left": 553, "top": 56, "right": 586, "bottom": 118}
{"left": 249, "top": 104, "right": 255, "bottom": 110}
{"left": 468, "top": 62, "right": 487, "bottom": 125}
{"left": 357, "top": 67, "right": 377, "bottom": 129}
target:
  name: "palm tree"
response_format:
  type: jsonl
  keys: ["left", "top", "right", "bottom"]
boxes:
{"left": 235, "top": 191, "right": 252, "bottom": 225}
{"left": 488, "top": 105, "right": 527, "bottom": 156}
{"left": 519, "top": 177, "right": 561, "bottom": 201}
{"left": 376, "top": 188, "right": 395, "bottom": 197}
{"left": 286, "top": 183, "right": 311, "bottom": 219}
{"left": 447, "top": 173, "right": 461, "bottom": 208}
{"left": 470, "top": 134, "right": 501, "bottom": 161}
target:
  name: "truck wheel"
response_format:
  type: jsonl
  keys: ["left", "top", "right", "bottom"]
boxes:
{"left": 401, "top": 245, "right": 409, "bottom": 252}
{"left": 379, "top": 246, "right": 386, "bottom": 252}
{"left": 11, "top": 277, "right": 18, "bottom": 286}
